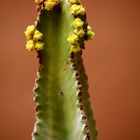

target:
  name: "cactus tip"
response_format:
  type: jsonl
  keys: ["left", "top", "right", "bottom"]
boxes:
{"left": 44, "top": 0, "right": 60, "bottom": 10}
{"left": 34, "top": 0, "right": 60, "bottom": 11}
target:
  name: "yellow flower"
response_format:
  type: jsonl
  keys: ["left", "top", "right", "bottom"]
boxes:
{"left": 33, "top": 30, "right": 43, "bottom": 41}
{"left": 70, "top": 4, "right": 86, "bottom": 16}
{"left": 24, "top": 25, "right": 35, "bottom": 40}
{"left": 26, "top": 40, "right": 35, "bottom": 51}
{"left": 74, "top": 28, "right": 85, "bottom": 37}
{"left": 35, "top": 41, "right": 44, "bottom": 51}
{"left": 70, "top": 43, "right": 81, "bottom": 53}
{"left": 44, "top": 0, "right": 60, "bottom": 10}
{"left": 67, "top": 34, "right": 79, "bottom": 44}
{"left": 73, "top": 18, "right": 84, "bottom": 29}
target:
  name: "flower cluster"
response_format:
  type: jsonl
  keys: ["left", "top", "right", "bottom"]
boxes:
{"left": 25, "top": 25, "right": 44, "bottom": 51}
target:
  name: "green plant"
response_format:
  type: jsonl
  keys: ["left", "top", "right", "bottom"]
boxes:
{"left": 25, "top": 0, "right": 97, "bottom": 140}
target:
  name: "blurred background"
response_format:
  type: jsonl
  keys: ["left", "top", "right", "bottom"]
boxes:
{"left": 0, "top": 0, "right": 140, "bottom": 140}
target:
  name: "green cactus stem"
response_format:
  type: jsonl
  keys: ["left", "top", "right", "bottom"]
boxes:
{"left": 25, "top": 0, "right": 97, "bottom": 140}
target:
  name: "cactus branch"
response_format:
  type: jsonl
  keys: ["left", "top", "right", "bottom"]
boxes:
{"left": 25, "top": 0, "right": 97, "bottom": 140}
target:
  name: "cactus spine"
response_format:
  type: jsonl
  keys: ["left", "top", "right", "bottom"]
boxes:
{"left": 25, "top": 0, "right": 97, "bottom": 140}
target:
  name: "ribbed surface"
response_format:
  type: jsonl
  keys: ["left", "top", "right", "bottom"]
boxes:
{"left": 33, "top": 1, "right": 86, "bottom": 140}
{"left": 75, "top": 53, "right": 98, "bottom": 140}
{"left": 32, "top": 0, "right": 97, "bottom": 140}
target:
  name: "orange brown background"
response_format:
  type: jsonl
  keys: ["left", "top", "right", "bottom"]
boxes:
{"left": 0, "top": 0, "right": 140, "bottom": 140}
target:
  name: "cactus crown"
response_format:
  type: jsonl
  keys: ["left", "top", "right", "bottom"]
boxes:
{"left": 25, "top": 0, "right": 97, "bottom": 140}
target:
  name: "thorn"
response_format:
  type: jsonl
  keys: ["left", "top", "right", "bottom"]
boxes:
{"left": 78, "top": 91, "right": 82, "bottom": 97}
{"left": 35, "top": 105, "right": 42, "bottom": 112}
{"left": 85, "top": 134, "right": 90, "bottom": 140}
{"left": 84, "top": 125, "right": 89, "bottom": 133}
{"left": 75, "top": 72, "right": 79, "bottom": 77}
{"left": 72, "top": 63, "right": 77, "bottom": 70}
{"left": 70, "top": 52, "right": 75, "bottom": 59}
{"left": 82, "top": 115, "right": 87, "bottom": 120}
{"left": 58, "top": 92, "right": 64, "bottom": 96}
{"left": 76, "top": 74, "right": 80, "bottom": 80}
{"left": 79, "top": 104, "right": 83, "bottom": 110}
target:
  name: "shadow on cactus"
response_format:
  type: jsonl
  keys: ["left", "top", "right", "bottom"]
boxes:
{"left": 25, "top": 0, "right": 97, "bottom": 140}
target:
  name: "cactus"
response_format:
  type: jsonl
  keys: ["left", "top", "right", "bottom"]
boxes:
{"left": 25, "top": 0, "right": 97, "bottom": 140}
